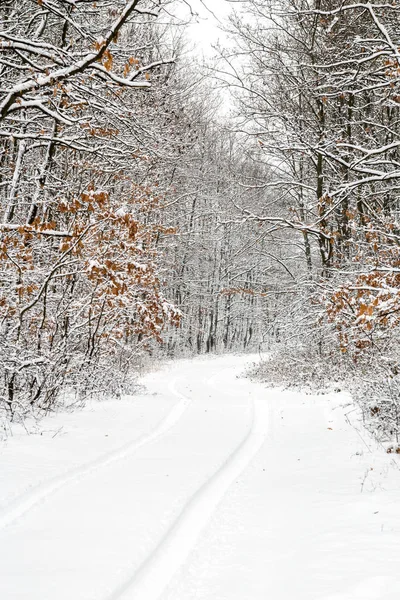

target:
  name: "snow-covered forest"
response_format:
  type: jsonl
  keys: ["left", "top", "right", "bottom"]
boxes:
{"left": 2, "top": 0, "right": 400, "bottom": 443}
{"left": 2, "top": 2, "right": 400, "bottom": 599}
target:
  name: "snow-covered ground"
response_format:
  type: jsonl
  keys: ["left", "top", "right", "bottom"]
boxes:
{"left": 1, "top": 354, "right": 400, "bottom": 600}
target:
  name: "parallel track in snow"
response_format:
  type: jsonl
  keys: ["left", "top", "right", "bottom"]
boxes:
{"left": 104, "top": 375, "right": 269, "bottom": 600}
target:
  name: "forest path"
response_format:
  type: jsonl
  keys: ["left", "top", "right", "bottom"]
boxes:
{"left": 1, "top": 355, "right": 400, "bottom": 600}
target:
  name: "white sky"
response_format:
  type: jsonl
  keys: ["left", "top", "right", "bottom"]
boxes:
{"left": 177, "top": 0, "right": 233, "bottom": 56}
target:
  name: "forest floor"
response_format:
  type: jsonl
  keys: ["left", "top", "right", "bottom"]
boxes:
{"left": 1, "top": 354, "right": 400, "bottom": 600}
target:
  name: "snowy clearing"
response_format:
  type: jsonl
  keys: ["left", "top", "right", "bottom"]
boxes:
{"left": 1, "top": 355, "right": 400, "bottom": 600}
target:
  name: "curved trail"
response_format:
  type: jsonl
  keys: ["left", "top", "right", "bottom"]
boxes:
{"left": 0, "top": 376, "right": 191, "bottom": 530}
{"left": 105, "top": 394, "right": 269, "bottom": 600}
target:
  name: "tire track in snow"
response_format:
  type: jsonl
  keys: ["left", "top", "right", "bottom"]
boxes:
{"left": 0, "top": 377, "right": 191, "bottom": 531}
{"left": 105, "top": 389, "right": 269, "bottom": 600}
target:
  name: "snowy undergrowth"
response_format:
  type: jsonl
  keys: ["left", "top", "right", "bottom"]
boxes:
{"left": 248, "top": 346, "right": 346, "bottom": 393}
{"left": 0, "top": 357, "right": 150, "bottom": 441}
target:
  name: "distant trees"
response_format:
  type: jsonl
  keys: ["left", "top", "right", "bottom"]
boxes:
{"left": 152, "top": 69, "right": 273, "bottom": 355}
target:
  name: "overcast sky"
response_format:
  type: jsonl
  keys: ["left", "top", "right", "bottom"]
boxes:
{"left": 177, "top": 0, "right": 233, "bottom": 56}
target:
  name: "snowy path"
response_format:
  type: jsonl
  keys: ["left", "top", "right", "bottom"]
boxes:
{"left": 1, "top": 355, "right": 400, "bottom": 600}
